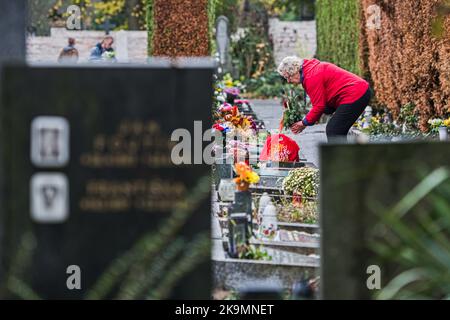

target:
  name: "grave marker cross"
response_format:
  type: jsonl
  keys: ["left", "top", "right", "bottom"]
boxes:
{"left": 99, "top": 18, "right": 116, "bottom": 35}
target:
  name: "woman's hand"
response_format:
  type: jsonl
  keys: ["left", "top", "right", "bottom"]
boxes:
{"left": 291, "top": 121, "right": 306, "bottom": 134}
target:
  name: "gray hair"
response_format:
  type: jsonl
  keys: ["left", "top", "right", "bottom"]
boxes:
{"left": 277, "top": 56, "right": 304, "bottom": 79}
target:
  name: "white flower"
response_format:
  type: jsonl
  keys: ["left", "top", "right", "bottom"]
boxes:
{"left": 428, "top": 118, "right": 444, "bottom": 127}
{"left": 231, "top": 28, "right": 248, "bottom": 42}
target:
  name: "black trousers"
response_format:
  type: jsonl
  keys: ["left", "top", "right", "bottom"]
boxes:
{"left": 325, "top": 87, "right": 372, "bottom": 139}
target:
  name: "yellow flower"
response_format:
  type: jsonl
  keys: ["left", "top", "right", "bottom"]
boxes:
{"left": 444, "top": 118, "right": 450, "bottom": 127}
{"left": 247, "top": 171, "right": 260, "bottom": 184}
{"left": 234, "top": 162, "right": 259, "bottom": 185}
{"left": 240, "top": 170, "right": 259, "bottom": 184}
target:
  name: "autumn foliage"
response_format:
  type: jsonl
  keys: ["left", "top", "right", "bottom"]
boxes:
{"left": 317, "top": 0, "right": 450, "bottom": 128}
{"left": 151, "top": 0, "right": 210, "bottom": 57}
{"left": 359, "top": 0, "right": 450, "bottom": 128}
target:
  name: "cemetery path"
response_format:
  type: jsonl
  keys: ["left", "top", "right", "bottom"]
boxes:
{"left": 212, "top": 99, "right": 324, "bottom": 293}
{"left": 250, "top": 99, "right": 327, "bottom": 166}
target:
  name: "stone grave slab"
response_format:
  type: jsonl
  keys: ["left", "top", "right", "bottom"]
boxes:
{"left": 0, "top": 63, "right": 213, "bottom": 299}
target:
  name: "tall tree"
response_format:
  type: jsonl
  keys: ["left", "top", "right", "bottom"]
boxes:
{"left": 126, "top": 0, "right": 140, "bottom": 30}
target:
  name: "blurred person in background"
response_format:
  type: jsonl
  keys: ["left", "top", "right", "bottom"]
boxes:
{"left": 89, "top": 35, "right": 116, "bottom": 63}
{"left": 57, "top": 37, "right": 79, "bottom": 64}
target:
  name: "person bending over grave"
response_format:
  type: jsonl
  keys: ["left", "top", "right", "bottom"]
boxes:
{"left": 57, "top": 37, "right": 79, "bottom": 64}
{"left": 89, "top": 35, "right": 116, "bottom": 62}
{"left": 277, "top": 56, "right": 372, "bottom": 140}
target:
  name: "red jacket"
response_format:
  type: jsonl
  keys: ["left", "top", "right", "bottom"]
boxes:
{"left": 302, "top": 59, "right": 369, "bottom": 125}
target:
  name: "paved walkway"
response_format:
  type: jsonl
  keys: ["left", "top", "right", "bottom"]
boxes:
{"left": 250, "top": 99, "right": 327, "bottom": 167}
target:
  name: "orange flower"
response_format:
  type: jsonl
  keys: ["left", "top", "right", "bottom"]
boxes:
{"left": 233, "top": 162, "right": 260, "bottom": 191}
{"left": 234, "top": 162, "right": 250, "bottom": 176}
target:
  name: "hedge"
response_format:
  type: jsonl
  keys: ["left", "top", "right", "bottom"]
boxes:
{"left": 316, "top": 0, "right": 361, "bottom": 75}
{"left": 317, "top": 0, "right": 450, "bottom": 127}
{"left": 359, "top": 0, "right": 450, "bottom": 128}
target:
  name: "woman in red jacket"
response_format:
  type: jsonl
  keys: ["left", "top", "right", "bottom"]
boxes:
{"left": 277, "top": 56, "right": 372, "bottom": 140}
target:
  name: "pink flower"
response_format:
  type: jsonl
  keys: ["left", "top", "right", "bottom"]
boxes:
{"left": 224, "top": 87, "right": 240, "bottom": 96}
{"left": 218, "top": 103, "right": 233, "bottom": 113}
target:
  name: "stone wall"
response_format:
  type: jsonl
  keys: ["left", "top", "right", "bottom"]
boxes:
{"left": 27, "top": 28, "right": 148, "bottom": 64}
{"left": 268, "top": 18, "right": 316, "bottom": 65}
{"left": 28, "top": 21, "right": 317, "bottom": 65}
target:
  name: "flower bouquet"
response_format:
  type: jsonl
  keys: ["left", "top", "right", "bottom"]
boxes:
{"left": 428, "top": 118, "right": 450, "bottom": 132}
{"left": 233, "top": 162, "right": 260, "bottom": 191}
{"left": 101, "top": 50, "right": 116, "bottom": 62}
{"left": 428, "top": 117, "right": 450, "bottom": 140}
{"left": 280, "top": 87, "right": 308, "bottom": 131}
{"left": 214, "top": 104, "right": 256, "bottom": 133}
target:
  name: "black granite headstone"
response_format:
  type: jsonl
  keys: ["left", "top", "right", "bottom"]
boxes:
{"left": 0, "top": 62, "right": 213, "bottom": 299}
{"left": 0, "top": 0, "right": 26, "bottom": 67}
{"left": 320, "top": 142, "right": 450, "bottom": 299}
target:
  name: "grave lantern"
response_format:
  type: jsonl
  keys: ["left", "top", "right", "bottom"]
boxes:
{"left": 214, "top": 153, "right": 233, "bottom": 191}
{"left": 259, "top": 201, "right": 278, "bottom": 240}
{"left": 227, "top": 212, "right": 249, "bottom": 258}
{"left": 363, "top": 106, "right": 372, "bottom": 129}
{"left": 233, "top": 189, "right": 253, "bottom": 235}
{"left": 257, "top": 192, "right": 271, "bottom": 223}
{"left": 218, "top": 178, "right": 235, "bottom": 202}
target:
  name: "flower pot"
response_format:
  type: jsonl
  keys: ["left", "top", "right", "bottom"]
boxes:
{"left": 236, "top": 181, "right": 250, "bottom": 192}
{"left": 438, "top": 126, "right": 448, "bottom": 141}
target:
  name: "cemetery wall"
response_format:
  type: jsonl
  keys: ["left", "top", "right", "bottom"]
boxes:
{"left": 268, "top": 18, "right": 317, "bottom": 66}
{"left": 26, "top": 28, "right": 148, "bottom": 64}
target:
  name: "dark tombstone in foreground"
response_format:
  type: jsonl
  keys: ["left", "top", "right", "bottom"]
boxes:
{"left": 0, "top": 62, "right": 213, "bottom": 299}
{"left": 0, "top": 0, "right": 26, "bottom": 67}
{"left": 320, "top": 142, "right": 450, "bottom": 299}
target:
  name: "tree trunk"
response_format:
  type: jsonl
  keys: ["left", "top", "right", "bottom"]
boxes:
{"left": 127, "top": 0, "right": 140, "bottom": 30}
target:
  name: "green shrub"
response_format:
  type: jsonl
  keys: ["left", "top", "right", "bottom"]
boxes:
{"left": 244, "top": 70, "right": 282, "bottom": 98}
{"left": 316, "top": 0, "right": 361, "bottom": 75}
{"left": 373, "top": 167, "right": 450, "bottom": 299}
